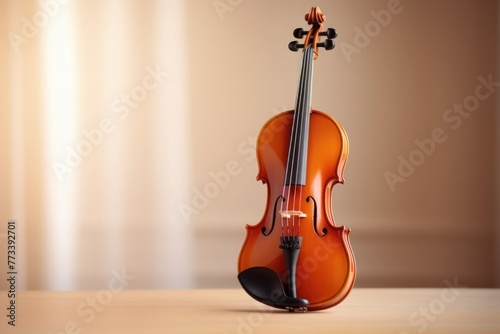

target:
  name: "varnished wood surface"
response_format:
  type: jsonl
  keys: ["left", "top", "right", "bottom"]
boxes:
{"left": 3, "top": 288, "right": 499, "bottom": 333}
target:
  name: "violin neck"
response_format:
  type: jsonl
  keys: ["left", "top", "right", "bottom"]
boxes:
{"left": 285, "top": 45, "right": 315, "bottom": 186}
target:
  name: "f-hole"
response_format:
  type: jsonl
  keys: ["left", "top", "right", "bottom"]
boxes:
{"left": 306, "top": 196, "right": 327, "bottom": 237}
{"left": 262, "top": 195, "right": 285, "bottom": 236}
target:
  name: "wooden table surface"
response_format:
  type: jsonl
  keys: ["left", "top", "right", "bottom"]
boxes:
{"left": 2, "top": 288, "right": 499, "bottom": 333}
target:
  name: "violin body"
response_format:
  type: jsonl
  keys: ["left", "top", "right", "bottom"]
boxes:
{"left": 237, "top": 7, "right": 356, "bottom": 312}
{"left": 238, "top": 110, "right": 355, "bottom": 310}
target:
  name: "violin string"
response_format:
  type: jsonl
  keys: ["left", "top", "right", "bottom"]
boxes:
{"left": 296, "top": 45, "right": 314, "bottom": 237}
{"left": 293, "top": 46, "right": 311, "bottom": 237}
{"left": 291, "top": 54, "right": 303, "bottom": 238}
{"left": 281, "top": 46, "right": 309, "bottom": 237}
{"left": 294, "top": 47, "right": 307, "bottom": 237}
{"left": 281, "top": 45, "right": 314, "bottom": 238}
{"left": 297, "top": 45, "right": 314, "bottom": 234}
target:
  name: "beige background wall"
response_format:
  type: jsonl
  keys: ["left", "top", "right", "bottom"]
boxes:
{"left": 0, "top": 0, "right": 498, "bottom": 291}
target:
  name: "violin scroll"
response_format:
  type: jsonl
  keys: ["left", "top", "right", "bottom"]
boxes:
{"left": 288, "top": 7, "right": 338, "bottom": 58}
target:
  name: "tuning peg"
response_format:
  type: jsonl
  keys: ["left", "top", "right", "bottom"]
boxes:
{"left": 320, "top": 28, "right": 338, "bottom": 39}
{"left": 293, "top": 28, "right": 307, "bottom": 39}
{"left": 288, "top": 41, "right": 304, "bottom": 52}
{"left": 294, "top": 27, "right": 338, "bottom": 40}
{"left": 317, "top": 39, "right": 335, "bottom": 50}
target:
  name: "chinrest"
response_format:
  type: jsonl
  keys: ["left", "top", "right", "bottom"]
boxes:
{"left": 237, "top": 266, "right": 309, "bottom": 312}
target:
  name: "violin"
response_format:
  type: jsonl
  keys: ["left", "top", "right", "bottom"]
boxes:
{"left": 237, "top": 7, "right": 356, "bottom": 312}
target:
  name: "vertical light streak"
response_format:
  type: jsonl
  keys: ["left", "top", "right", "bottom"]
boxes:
{"left": 42, "top": 3, "right": 78, "bottom": 290}
{"left": 8, "top": 0, "right": 26, "bottom": 290}
{"left": 152, "top": 0, "right": 194, "bottom": 288}
{"left": 101, "top": 0, "right": 130, "bottom": 274}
